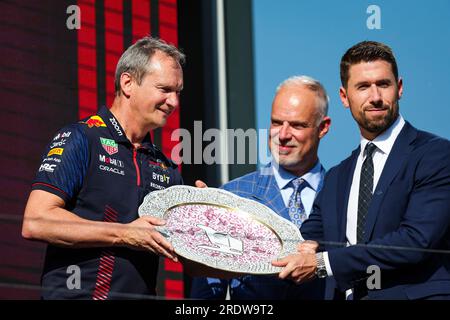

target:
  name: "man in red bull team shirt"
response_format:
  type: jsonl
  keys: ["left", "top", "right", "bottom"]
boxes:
{"left": 22, "top": 37, "right": 185, "bottom": 299}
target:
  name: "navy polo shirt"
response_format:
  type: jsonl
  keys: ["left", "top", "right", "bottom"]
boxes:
{"left": 32, "top": 106, "right": 183, "bottom": 299}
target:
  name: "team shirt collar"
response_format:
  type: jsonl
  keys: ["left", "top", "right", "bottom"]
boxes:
{"left": 97, "top": 106, "right": 154, "bottom": 151}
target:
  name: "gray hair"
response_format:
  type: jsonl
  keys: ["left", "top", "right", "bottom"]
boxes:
{"left": 114, "top": 36, "right": 186, "bottom": 96}
{"left": 276, "top": 75, "right": 329, "bottom": 125}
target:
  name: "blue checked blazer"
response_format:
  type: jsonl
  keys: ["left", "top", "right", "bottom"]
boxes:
{"left": 190, "top": 164, "right": 326, "bottom": 300}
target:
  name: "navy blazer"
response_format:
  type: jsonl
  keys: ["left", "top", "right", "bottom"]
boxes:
{"left": 190, "top": 165, "right": 326, "bottom": 300}
{"left": 301, "top": 122, "right": 450, "bottom": 300}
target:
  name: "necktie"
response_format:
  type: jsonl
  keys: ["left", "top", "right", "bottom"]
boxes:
{"left": 288, "top": 178, "right": 307, "bottom": 227}
{"left": 357, "top": 142, "right": 377, "bottom": 243}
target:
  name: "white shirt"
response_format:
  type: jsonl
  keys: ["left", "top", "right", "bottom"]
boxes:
{"left": 324, "top": 115, "right": 405, "bottom": 278}
{"left": 272, "top": 160, "right": 323, "bottom": 217}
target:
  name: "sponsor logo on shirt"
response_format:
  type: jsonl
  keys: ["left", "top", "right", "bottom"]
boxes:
{"left": 149, "top": 159, "right": 168, "bottom": 170}
{"left": 149, "top": 182, "right": 165, "bottom": 190}
{"left": 99, "top": 154, "right": 124, "bottom": 168}
{"left": 49, "top": 139, "right": 66, "bottom": 148}
{"left": 100, "top": 137, "right": 118, "bottom": 155}
{"left": 99, "top": 165, "right": 125, "bottom": 176}
{"left": 39, "top": 163, "right": 57, "bottom": 173}
{"left": 43, "top": 157, "right": 61, "bottom": 163}
{"left": 81, "top": 115, "right": 107, "bottom": 128}
{"left": 152, "top": 172, "right": 171, "bottom": 184}
{"left": 109, "top": 117, "right": 123, "bottom": 136}
{"left": 48, "top": 148, "right": 64, "bottom": 156}
{"left": 53, "top": 131, "right": 71, "bottom": 141}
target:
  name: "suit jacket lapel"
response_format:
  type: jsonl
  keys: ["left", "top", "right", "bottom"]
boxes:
{"left": 337, "top": 148, "right": 359, "bottom": 242}
{"left": 251, "top": 166, "right": 290, "bottom": 221}
{"left": 364, "top": 122, "right": 417, "bottom": 241}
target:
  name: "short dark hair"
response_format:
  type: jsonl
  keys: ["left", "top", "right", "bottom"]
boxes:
{"left": 340, "top": 41, "right": 398, "bottom": 87}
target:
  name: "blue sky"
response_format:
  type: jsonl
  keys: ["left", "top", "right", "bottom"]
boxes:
{"left": 252, "top": 0, "right": 450, "bottom": 169}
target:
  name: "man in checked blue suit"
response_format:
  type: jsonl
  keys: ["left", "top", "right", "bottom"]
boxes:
{"left": 274, "top": 41, "right": 450, "bottom": 300}
{"left": 190, "top": 75, "right": 331, "bottom": 299}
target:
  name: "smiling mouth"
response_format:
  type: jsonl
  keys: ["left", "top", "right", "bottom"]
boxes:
{"left": 365, "top": 108, "right": 388, "bottom": 115}
{"left": 157, "top": 107, "right": 172, "bottom": 116}
{"left": 273, "top": 144, "right": 296, "bottom": 153}
{"left": 278, "top": 144, "right": 295, "bottom": 148}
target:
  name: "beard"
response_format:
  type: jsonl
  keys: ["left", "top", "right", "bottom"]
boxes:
{"left": 357, "top": 103, "right": 399, "bottom": 134}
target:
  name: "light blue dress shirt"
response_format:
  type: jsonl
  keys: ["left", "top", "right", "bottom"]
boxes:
{"left": 271, "top": 160, "right": 324, "bottom": 218}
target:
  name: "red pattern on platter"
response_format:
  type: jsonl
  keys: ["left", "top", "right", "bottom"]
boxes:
{"left": 166, "top": 204, "right": 282, "bottom": 265}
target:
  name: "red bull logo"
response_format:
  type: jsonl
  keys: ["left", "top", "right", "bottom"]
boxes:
{"left": 82, "top": 115, "right": 107, "bottom": 128}
{"left": 149, "top": 159, "right": 168, "bottom": 170}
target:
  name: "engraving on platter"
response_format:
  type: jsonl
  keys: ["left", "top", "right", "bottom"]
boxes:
{"left": 197, "top": 224, "right": 243, "bottom": 255}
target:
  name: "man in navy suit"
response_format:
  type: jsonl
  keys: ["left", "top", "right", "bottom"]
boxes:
{"left": 273, "top": 41, "right": 450, "bottom": 300}
{"left": 190, "top": 75, "right": 331, "bottom": 299}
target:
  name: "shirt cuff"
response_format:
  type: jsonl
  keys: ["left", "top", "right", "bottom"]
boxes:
{"left": 323, "top": 251, "right": 333, "bottom": 277}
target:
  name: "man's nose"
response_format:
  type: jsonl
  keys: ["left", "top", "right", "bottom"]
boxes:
{"left": 166, "top": 92, "right": 180, "bottom": 109}
{"left": 279, "top": 122, "right": 292, "bottom": 140}
{"left": 369, "top": 84, "right": 382, "bottom": 106}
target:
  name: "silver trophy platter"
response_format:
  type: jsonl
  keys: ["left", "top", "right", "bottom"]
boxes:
{"left": 138, "top": 185, "right": 303, "bottom": 278}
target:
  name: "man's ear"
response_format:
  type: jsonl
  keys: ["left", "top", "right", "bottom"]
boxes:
{"left": 120, "top": 72, "right": 133, "bottom": 98}
{"left": 397, "top": 77, "right": 403, "bottom": 100}
{"left": 318, "top": 116, "right": 331, "bottom": 139}
{"left": 339, "top": 86, "right": 350, "bottom": 108}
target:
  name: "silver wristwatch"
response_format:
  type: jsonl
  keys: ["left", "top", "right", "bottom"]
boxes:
{"left": 315, "top": 252, "right": 328, "bottom": 279}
